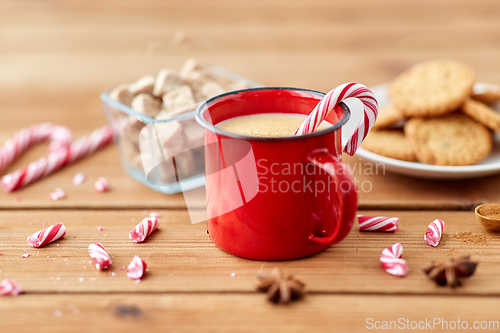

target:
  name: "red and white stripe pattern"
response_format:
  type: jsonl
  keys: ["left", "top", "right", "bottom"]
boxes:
{"left": 129, "top": 217, "right": 159, "bottom": 243}
{"left": 27, "top": 222, "right": 66, "bottom": 248}
{"left": 0, "top": 123, "right": 72, "bottom": 174}
{"left": 2, "top": 126, "right": 113, "bottom": 192}
{"left": 424, "top": 219, "right": 445, "bottom": 247}
{"left": 358, "top": 215, "right": 399, "bottom": 232}
{"left": 73, "top": 172, "right": 86, "bottom": 186}
{"left": 127, "top": 256, "right": 147, "bottom": 280}
{"left": 94, "top": 177, "right": 110, "bottom": 192}
{"left": 49, "top": 187, "right": 66, "bottom": 201}
{"left": 88, "top": 242, "right": 112, "bottom": 270}
{"left": 380, "top": 243, "right": 408, "bottom": 277}
{"left": 0, "top": 279, "right": 23, "bottom": 296}
{"left": 295, "top": 82, "right": 378, "bottom": 155}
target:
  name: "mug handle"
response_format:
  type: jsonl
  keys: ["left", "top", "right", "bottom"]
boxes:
{"left": 306, "top": 149, "right": 357, "bottom": 245}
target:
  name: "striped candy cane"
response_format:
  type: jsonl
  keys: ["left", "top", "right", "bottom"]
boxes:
{"left": 0, "top": 123, "right": 72, "bottom": 173}
{"left": 2, "top": 126, "right": 113, "bottom": 192}
{"left": 127, "top": 256, "right": 147, "bottom": 280}
{"left": 358, "top": 215, "right": 399, "bottom": 232}
{"left": 380, "top": 243, "right": 408, "bottom": 277}
{"left": 424, "top": 219, "right": 445, "bottom": 247}
{"left": 0, "top": 279, "right": 23, "bottom": 296}
{"left": 295, "top": 82, "right": 378, "bottom": 155}
{"left": 129, "top": 217, "right": 159, "bottom": 243}
{"left": 27, "top": 222, "right": 66, "bottom": 248}
{"left": 88, "top": 242, "right": 112, "bottom": 270}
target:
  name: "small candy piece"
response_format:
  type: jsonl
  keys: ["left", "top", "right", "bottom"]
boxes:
{"left": 21, "top": 253, "right": 30, "bottom": 258}
{"left": 88, "top": 242, "right": 112, "bottom": 270}
{"left": 129, "top": 217, "right": 159, "bottom": 243}
{"left": 127, "top": 256, "right": 147, "bottom": 280}
{"left": 0, "top": 279, "right": 23, "bottom": 296}
{"left": 358, "top": 215, "right": 399, "bottom": 232}
{"left": 380, "top": 243, "right": 408, "bottom": 277}
{"left": 424, "top": 219, "right": 445, "bottom": 247}
{"left": 49, "top": 188, "right": 66, "bottom": 201}
{"left": 97, "top": 226, "right": 105, "bottom": 231}
{"left": 27, "top": 222, "right": 66, "bottom": 248}
{"left": 73, "top": 172, "right": 86, "bottom": 186}
{"left": 94, "top": 177, "right": 110, "bottom": 193}
{"left": 149, "top": 211, "right": 162, "bottom": 218}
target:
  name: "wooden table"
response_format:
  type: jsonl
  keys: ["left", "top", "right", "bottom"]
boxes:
{"left": 1, "top": 0, "right": 500, "bottom": 332}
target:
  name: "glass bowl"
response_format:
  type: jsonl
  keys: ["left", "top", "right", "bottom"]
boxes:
{"left": 101, "top": 65, "right": 262, "bottom": 194}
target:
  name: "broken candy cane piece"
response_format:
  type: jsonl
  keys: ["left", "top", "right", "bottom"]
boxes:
{"left": 149, "top": 211, "right": 162, "bottom": 218}
{"left": 88, "top": 242, "right": 112, "bottom": 270}
{"left": 73, "top": 172, "right": 86, "bottom": 186}
{"left": 129, "top": 217, "right": 159, "bottom": 243}
{"left": 0, "top": 279, "right": 23, "bottom": 296}
{"left": 380, "top": 243, "right": 408, "bottom": 277}
{"left": 424, "top": 219, "right": 445, "bottom": 247}
{"left": 358, "top": 215, "right": 399, "bottom": 232}
{"left": 27, "top": 222, "right": 66, "bottom": 248}
{"left": 49, "top": 188, "right": 66, "bottom": 200}
{"left": 127, "top": 256, "right": 147, "bottom": 280}
{"left": 94, "top": 177, "right": 110, "bottom": 192}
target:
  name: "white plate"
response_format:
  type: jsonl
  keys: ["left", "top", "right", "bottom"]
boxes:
{"left": 351, "top": 82, "right": 500, "bottom": 180}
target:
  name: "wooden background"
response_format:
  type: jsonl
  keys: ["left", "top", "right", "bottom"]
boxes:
{"left": 1, "top": 0, "right": 500, "bottom": 332}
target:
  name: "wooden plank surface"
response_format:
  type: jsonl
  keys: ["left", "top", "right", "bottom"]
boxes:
{"left": 2, "top": 294, "right": 500, "bottom": 333}
{"left": 0, "top": 210, "right": 496, "bottom": 295}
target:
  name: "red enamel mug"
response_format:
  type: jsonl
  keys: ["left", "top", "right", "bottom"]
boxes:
{"left": 196, "top": 87, "right": 362, "bottom": 260}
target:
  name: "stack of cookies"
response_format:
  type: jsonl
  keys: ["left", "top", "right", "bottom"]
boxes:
{"left": 362, "top": 60, "right": 500, "bottom": 166}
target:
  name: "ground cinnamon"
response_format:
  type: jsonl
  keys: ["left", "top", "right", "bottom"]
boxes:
{"left": 477, "top": 203, "right": 500, "bottom": 220}
{"left": 453, "top": 231, "right": 488, "bottom": 245}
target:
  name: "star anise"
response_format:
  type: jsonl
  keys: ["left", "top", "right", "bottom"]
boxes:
{"left": 256, "top": 268, "right": 305, "bottom": 304}
{"left": 421, "top": 255, "right": 478, "bottom": 287}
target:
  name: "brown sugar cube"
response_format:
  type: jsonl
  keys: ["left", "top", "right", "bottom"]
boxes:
{"left": 139, "top": 125, "right": 176, "bottom": 183}
{"left": 156, "top": 103, "right": 199, "bottom": 120}
{"left": 200, "top": 81, "right": 225, "bottom": 100}
{"left": 109, "top": 84, "right": 134, "bottom": 107}
{"left": 155, "top": 121, "right": 187, "bottom": 158}
{"left": 131, "top": 93, "right": 161, "bottom": 118}
{"left": 162, "top": 85, "right": 196, "bottom": 113}
{"left": 183, "top": 121, "right": 204, "bottom": 149}
{"left": 153, "top": 68, "right": 183, "bottom": 97}
{"left": 178, "top": 58, "right": 199, "bottom": 81}
{"left": 128, "top": 75, "right": 155, "bottom": 96}
{"left": 174, "top": 149, "right": 196, "bottom": 179}
{"left": 184, "top": 70, "right": 210, "bottom": 86}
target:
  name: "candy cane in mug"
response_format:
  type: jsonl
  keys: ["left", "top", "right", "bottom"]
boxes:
{"left": 380, "top": 243, "right": 408, "bottom": 277}
{"left": 424, "top": 219, "right": 445, "bottom": 247}
{"left": 295, "top": 82, "right": 378, "bottom": 155}
{"left": 27, "top": 222, "right": 66, "bottom": 248}
{"left": 358, "top": 215, "right": 399, "bottom": 232}
{"left": 88, "top": 242, "right": 112, "bottom": 270}
{"left": 2, "top": 126, "right": 113, "bottom": 192}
